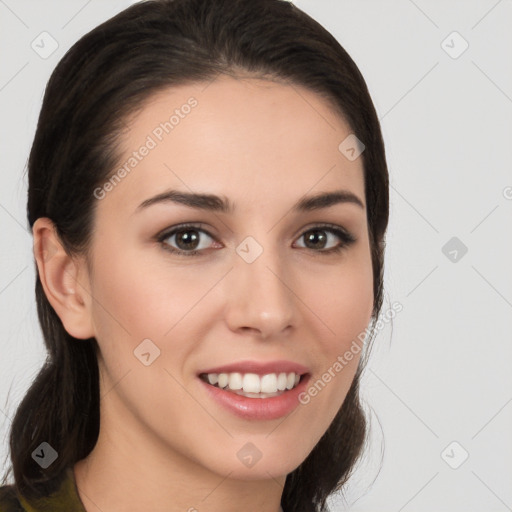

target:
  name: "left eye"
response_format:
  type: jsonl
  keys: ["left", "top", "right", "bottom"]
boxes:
{"left": 294, "top": 227, "right": 350, "bottom": 251}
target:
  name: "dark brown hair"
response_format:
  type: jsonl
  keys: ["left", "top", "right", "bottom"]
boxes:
{"left": 2, "top": 1, "right": 389, "bottom": 510}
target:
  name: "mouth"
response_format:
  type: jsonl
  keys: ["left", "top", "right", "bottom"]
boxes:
{"left": 198, "top": 371, "right": 308, "bottom": 399}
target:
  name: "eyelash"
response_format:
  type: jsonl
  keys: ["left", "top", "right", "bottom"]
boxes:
{"left": 156, "top": 222, "right": 356, "bottom": 257}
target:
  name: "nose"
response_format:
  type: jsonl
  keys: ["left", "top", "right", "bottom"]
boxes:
{"left": 223, "top": 242, "right": 296, "bottom": 339}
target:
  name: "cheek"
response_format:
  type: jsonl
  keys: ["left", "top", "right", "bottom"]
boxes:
{"left": 289, "top": 250, "right": 373, "bottom": 452}
{"left": 306, "top": 251, "right": 374, "bottom": 349}
{"left": 89, "top": 243, "right": 212, "bottom": 343}
{"left": 332, "top": 268, "right": 373, "bottom": 342}
{"left": 87, "top": 245, "right": 211, "bottom": 413}
{"left": 300, "top": 246, "right": 373, "bottom": 393}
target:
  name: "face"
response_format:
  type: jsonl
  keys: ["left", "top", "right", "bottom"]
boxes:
{"left": 79, "top": 75, "right": 373, "bottom": 480}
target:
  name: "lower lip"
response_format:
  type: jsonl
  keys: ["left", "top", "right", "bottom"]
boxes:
{"left": 198, "top": 374, "right": 311, "bottom": 421}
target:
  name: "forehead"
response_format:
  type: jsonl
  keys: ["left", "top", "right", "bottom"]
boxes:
{"left": 99, "top": 75, "right": 365, "bottom": 216}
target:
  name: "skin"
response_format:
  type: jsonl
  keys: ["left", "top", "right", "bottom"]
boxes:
{"left": 33, "top": 75, "right": 374, "bottom": 512}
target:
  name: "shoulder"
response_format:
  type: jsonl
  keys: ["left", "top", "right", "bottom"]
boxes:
{"left": 0, "top": 468, "right": 86, "bottom": 512}
{"left": 0, "top": 483, "right": 24, "bottom": 511}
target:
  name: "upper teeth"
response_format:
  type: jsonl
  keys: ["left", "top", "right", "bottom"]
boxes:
{"left": 204, "top": 372, "right": 301, "bottom": 393}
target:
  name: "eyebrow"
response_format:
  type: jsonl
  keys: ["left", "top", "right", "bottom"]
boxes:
{"left": 135, "top": 189, "right": 365, "bottom": 214}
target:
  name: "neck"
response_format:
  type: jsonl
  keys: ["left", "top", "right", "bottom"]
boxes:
{"left": 73, "top": 392, "right": 285, "bottom": 512}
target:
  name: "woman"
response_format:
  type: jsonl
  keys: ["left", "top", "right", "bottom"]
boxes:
{"left": 0, "top": 0, "right": 389, "bottom": 510}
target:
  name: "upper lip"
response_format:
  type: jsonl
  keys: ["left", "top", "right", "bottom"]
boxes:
{"left": 197, "top": 360, "right": 310, "bottom": 376}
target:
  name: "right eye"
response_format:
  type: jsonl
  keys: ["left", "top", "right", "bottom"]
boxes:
{"left": 157, "top": 223, "right": 219, "bottom": 256}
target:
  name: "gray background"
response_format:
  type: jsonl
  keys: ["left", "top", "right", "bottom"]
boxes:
{"left": 1, "top": 0, "right": 511, "bottom": 510}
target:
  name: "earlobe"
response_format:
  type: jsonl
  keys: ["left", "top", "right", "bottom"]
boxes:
{"left": 32, "top": 217, "right": 95, "bottom": 340}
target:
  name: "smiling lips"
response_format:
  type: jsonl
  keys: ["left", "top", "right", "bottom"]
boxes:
{"left": 200, "top": 371, "right": 301, "bottom": 395}
{"left": 197, "top": 359, "right": 310, "bottom": 406}
{"left": 199, "top": 370, "right": 312, "bottom": 420}
{"left": 198, "top": 359, "right": 309, "bottom": 395}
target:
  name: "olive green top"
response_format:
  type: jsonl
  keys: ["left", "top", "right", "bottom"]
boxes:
{"left": 0, "top": 468, "right": 86, "bottom": 511}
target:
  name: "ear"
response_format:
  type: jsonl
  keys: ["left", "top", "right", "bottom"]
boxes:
{"left": 32, "top": 217, "right": 95, "bottom": 340}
